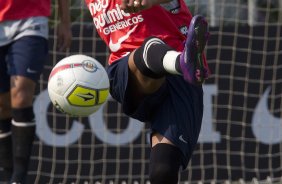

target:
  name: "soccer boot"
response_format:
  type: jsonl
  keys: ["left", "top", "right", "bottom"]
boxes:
{"left": 180, "top": 15, "right": 210, "bottom": 85}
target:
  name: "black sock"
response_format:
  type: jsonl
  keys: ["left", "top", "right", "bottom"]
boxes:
{"left": 0, "top": 118, "right": 13, "bottom": 182}
{"left": 11, "top": 123, "right": 35, "bottom": 183}
{"left": 149, "top": 143, "right": 182, "bottom": 184}
{"left": 134, "top": 36, "right": 174, "bottom": 78}
{"left": 11, "top": 107, "right": 36, "bottom": 183}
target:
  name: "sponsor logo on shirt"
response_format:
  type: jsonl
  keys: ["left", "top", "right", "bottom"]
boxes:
{"left": 109, "top": 25, "right": 137, "bottom": 52}
{"left": 87, "top": 0, "right": 144, "bottom": 35}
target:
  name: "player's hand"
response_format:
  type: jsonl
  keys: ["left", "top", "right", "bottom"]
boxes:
{"left": 120, "top": 0, "right": 155, "bottom": 13}
{"left": 56, "top": 22, "right": 72, "bottom": 51}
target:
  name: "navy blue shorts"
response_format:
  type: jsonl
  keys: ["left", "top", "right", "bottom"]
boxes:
{"left": 106, "top": 55, "right": 204, "bottom": 169}
{"left": 0, "top": 36, "right": 48, "bottom": 93}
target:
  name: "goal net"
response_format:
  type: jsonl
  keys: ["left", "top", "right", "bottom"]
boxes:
{"left": 26, "top": 0, "right": 282, "bottom": 183}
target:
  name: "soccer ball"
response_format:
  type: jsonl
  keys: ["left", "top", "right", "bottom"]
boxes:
{"left": 48, "top": 54, "right": 109, "bottom": 116}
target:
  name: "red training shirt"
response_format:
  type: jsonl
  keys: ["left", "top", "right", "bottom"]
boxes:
{"left": 85, "top": 0, "right": 192, "bottom": 64}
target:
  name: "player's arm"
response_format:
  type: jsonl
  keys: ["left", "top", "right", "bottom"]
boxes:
{"left": 57, "top": 0, "right": 72, "bottom": 51}
{"left": 121, "top": 0, "right": 172, "bottom": 13}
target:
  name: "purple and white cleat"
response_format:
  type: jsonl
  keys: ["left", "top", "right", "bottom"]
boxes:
{"left": 180, "top": 15, "right": 210, "bottom": 85}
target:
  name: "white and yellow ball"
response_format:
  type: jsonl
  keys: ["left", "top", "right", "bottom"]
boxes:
{"left": 48, "top": 54, "right": 109, "bottom": 116}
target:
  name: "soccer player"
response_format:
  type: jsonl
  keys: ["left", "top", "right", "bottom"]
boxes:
{"left": 86, "top": 0, "right": 210, "bottom": 183}
{"left": 0, "top": 0, "right": 72, "bottom": 183}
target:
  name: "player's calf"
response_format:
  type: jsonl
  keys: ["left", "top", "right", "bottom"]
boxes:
{"left": 0, "top": 118, "right": 13, "bottom": 183}
{"left": 149, "top": 143, "right": 182, "bottom": 184}
{"left": 10, "top": 107, "right": 36, "bottom": 184}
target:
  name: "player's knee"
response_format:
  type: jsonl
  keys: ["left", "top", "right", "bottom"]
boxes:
{"left": 11, "top": 77, "right": 35, "bottom": 107}
{"left": 149, "top": 143, "right": 182, "bottom": 184}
